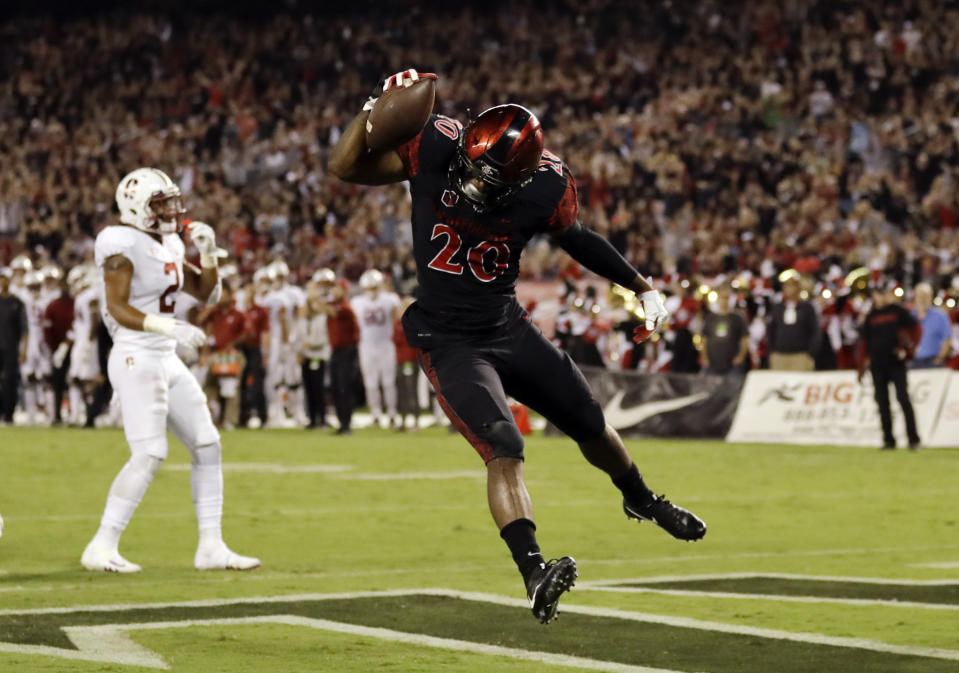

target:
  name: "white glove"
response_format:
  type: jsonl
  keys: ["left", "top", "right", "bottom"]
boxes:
{"left": 363, "top": 69, "right": 437, "bottom": 113}
{"left": 52, "top": 342, "right": 70, "bottom": 369}
{"left": 143, "top": 314, "right": 207, "bottom": 351}
{"left": 640, "top": 290, "right": 669, "bottom": 331}
{"left": 188, "top": 222, "right": 228, "bottom": 269}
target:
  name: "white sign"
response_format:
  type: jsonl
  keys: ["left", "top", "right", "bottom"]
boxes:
{"left": 927, "top": 373, "right": 959, "bottom": 448}
{"left": 727, "top": 369, "right": 953, "bottom": 447}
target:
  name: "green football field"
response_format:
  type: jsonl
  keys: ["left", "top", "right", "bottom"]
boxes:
{"left": 1, "top": 426, "right": 958, "bottom": 672}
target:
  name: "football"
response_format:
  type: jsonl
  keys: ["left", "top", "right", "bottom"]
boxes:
{"left": 366, "top": 76, "right": 436, "bottom": 152}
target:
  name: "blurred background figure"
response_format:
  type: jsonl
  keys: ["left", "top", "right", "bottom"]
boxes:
{"left": 700, "top": 281, "right": 749, "bottom": 376}
{"left": 42, "top": 267, "right": 73, "bottom": 424}
{"left": 0, "top": 268, "right": 26, "bottom": 424}
{"left": 767, "top": 271, "right": 820, "bottom": 372}
{"left": 911, "top": 283, "right": 952, "bottom": 369}
{"left": 301, "top": 269, "right": 333, "bottom": 429}
{"left": 352, "top": 269, "right": 401, "bottom": 428}
{"left": 198, "top": 285, "right": 249, "bottom": 430}
{"left": 324, "top": 277, "right": 359, "bottom": 435}
{"left": 393, "top": 296, "right": 420, "bottom": 431}
{"left": 20, "top": 270, "right": 54, "bottom": 425}
{"left": 858, "top": 282, "right": 922, "bottom": 451}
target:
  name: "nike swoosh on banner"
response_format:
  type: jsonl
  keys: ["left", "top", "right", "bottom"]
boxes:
{"left": 603, "top": 391, "right": 711, "bottom": 430}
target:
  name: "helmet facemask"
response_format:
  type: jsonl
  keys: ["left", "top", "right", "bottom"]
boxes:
{"left": 449, "top": 142, "right": 536, "bottom": 213}
{"left": 147, "top": 190, "right": 186, "bottom": 234}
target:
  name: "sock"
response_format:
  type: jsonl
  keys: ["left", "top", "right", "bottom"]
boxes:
{"left": 612, "top": 463, "right": 654, "bottom": 504}
{"left": 367, "top": 384, "right": 382, "bottom": 422}
{"left": 93, "top": 454, "right": 162, "bottom": 549}
{"left": 69, "top": 386, "right": 83, "bottom": 423}
{"left": 191, "top": 443, "right": 224, "bottom": 548}
{"left": 500, "top": 518, "right": 544, "bottom": 585}
{"left": 384, "top": 382, "right": 398, "bottom": 419}
{"left": 23, "top": 383, "right": 37, "bottom": 418}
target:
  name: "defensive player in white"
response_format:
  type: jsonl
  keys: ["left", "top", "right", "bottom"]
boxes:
{"left": 270, "top": 260, "right": 309, "bottom": 426}
{"left": 20, "top": 270, "right": 54, "bottom": 425}
{"left": 352, "top": 269, "right": 401, "bottom": 427}
{"left": 56, "top": 265, "right": 100, "bottom": 425}
{"left": 81, "top": 167, "right": 259, "bottom": 573}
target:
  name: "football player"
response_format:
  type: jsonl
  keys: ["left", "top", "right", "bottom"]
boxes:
{"left": 330, "top": 69, "right": 706, "bottom": 623}
{"left": 270, "top": 260, "right": 309, "bottom": 426}
{"left": 351, "top": 269, "right": 402, "bottom": 428}
{"left": 20, "top": 270, "right": 54, "bottom": 425}
{"left": 58, "top": 265, "right": 100, "bottom": 425}
{"left": 81, "top": 167, "right": 259, "bottom": 573}
{"left": 260, "top": 263, "right": 295, "bottom": 427}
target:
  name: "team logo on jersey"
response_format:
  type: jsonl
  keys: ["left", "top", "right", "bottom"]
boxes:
{"left": 125, "top": 356, "right": 135, "bottom": 370}
{"left": 441, "top": 190, "right": 460, "bottom": 207}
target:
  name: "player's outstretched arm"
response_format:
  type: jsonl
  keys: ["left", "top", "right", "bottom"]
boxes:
{"left": 552, "top": 223, "right": 667, "bottom": 336}
{"left": 328, "top": 109, "right": 407, "bottom": 185}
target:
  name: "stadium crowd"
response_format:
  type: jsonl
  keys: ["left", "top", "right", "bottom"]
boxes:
{"left": 1, "top": 0, "right": 959, "bottom": 427}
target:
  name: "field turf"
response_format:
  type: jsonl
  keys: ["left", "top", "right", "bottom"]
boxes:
{"left": 1, "top": 426, "right": 957, "bottom": 672}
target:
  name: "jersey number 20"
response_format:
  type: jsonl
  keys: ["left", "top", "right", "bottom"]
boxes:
{"left": 427, "top": 224, "right": 509, "bottom": 283}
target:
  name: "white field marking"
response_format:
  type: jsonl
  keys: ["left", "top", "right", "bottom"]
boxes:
{"left": 578, "top": 586, "right": 959, "bottom": 611}
{"left": 436, "top": 589, "right": 959, "bottom": 662}
{"left": 912, "top": 561, "right": 959, "bottom": 569}
{"left": 578, "top": 572, "right": 959, "bottom": 587}
{"left": 3, "top": 589, "right": 959, "bottom": 666}
{"left": 7, "top": 544, "right": 959, "bottom": 596}
{"left": 330, "top": 470, "right": 485, "bottom": 481}
{"left": 80, "top": 615, "right": 679, "bottom": 673}
{"left": 165, "top": 462, "right": 353, "bottom": 474}
{"left": 61, "top": 624, "right": 170, "bottom": 669}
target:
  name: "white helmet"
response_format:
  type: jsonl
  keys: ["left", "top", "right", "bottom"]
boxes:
{"left": 359, "top": 269, "right": 384, "bottom": 290}
{"left": 115, "top": 168, "right": 185, "bottom": 234}
{"left": 40, "top": 265, "right": 62, "bottom": 283}
{"left": 10, "top": 255, "right": 32, "bottom": 273}
{"left": 24, "top": 270, "right": 43, "bottom": 289}
{"left": 268, "top": 260, "right": 290, "bottom": 283}
{"left": 311, "top": 268, "right": 335, "bottom": 284}
{"left": 67, "top": 265, "right": 94, "bottom": 292}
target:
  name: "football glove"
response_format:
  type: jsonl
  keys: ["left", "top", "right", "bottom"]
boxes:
{"left": 633, "top": 290, "right": 668, "bottom": 344}
{"left": 362, "top": 69, "right": 437, "bottom": 112}
{"left": 187, "top": 222, "right": 228, "bottom": 269}
{"left": 143, "top": 314, "right": 207, "bottom": 352}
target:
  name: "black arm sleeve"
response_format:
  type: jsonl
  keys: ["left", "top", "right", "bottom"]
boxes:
{"left": 552, "top": 223, "right": 638, "bottom": 288}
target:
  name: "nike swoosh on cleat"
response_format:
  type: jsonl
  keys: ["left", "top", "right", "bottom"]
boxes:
{"left": 603, "top": 391, "right": 711, "bottom": 431}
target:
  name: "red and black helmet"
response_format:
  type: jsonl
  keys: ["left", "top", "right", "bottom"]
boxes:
{"left": 449, "top": 104, "right": 544, "bottom": 211}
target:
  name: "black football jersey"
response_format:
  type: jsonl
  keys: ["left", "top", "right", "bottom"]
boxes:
{"left": 396, "top": 114, "right": 578, "bottom": 337}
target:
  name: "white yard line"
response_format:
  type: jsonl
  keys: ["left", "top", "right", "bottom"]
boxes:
{"left": 165, "top": 462, "right": 353, "bottom": 474}
{"left": 578, "top": 586, "right": 959, "bottom": 611}
{"left": 3, "top": 589, "right": 958, "bottom": 665}
{"left": 911, "top": 561, "right": 959, "bottom": 569}
{"left": 330, "top": 470, "right": 485, "bottom": 480}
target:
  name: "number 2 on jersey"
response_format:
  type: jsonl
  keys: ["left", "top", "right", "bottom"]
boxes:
{"left": 426, "top": 223, "right": 510, "bottom": 282}
{"left": 159, "top": 262, "right": 180, "bottom": 313}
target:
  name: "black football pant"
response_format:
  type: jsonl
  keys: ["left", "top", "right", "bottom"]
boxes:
{"left": 0, "top": 351, "right": 18, "bottom": 422}
{"left": 871, "top": 361, "right": 920, "bottom": 446}
{"left": 302, "top": 359, "right": 327, "bottom": 427}
{"left": 51, "top": 349, "right": 70, "bottom": 424}
{"left": 240, "top": 346, "right": 267, "bottom": 425}
{"left": 419, "top": 316, "right": 605, "bottom": 462}
{"left": 330, "top": 346, "right": 357, "bottom": 431}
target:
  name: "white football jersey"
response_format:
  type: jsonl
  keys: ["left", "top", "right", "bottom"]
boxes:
{"left": 72, "top": 286, "right": 99, "bottom": 347}
{"left": 23, "top": 292, "right": 47, "bottom": 352}
{"left": 94, "top": 225, "right": 184, "bottom": 352}
{"left": 352, "top": 292, "right": 400, "bottom": 347}
{"left": 261, "top": 289, "right": 291, "bottom": 347}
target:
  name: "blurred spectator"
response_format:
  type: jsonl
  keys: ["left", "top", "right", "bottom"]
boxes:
{"left": 239, "top": 283, "right": 269, "bottom": 428}
{"left": 0, "top": 270, "right": 26, "bottom": 423}
{"left": 393, "top": 297, "right": 420, "bottom": 431}
{"left": 324, "top": 281, "right": 359, "bottom": 435}
{"left": 700, "top": 282, "right": 749, "bottom": 376}
{"left": 911, "top": 283, "right": 952, "bottom": 368}
{"left": 43, "top": 276, "right": 73, "bottom": 424}
{"left": 301, "top": 290, "right": 331, "bottom": 428}
{"left": 767, "top": 272, "right": 820, "bottom": 371}
{"left": 198, "top": 285, "right": 248, "bottom": 429}
{"left": 858, "top": 282, "right": 922, "bottom": 450}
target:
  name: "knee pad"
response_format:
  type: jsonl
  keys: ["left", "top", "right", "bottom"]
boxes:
{"left": 192, "top": 442, "right": 222, "bottom": 467}
{"left": 129, "top": 453, "right": 164, "bottom": 479}
{"left": 128, "top": 435, "right": 170, "bottom": 461}
{"left": 479, "top": 419, "right": 525, "bottom": 461}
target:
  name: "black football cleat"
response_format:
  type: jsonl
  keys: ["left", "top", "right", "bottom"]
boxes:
{"left": 624, "top": 494, "right": 706, "bottom": 541}
{"left": 526, "top": 556, "right": 578, "bottom": 624}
